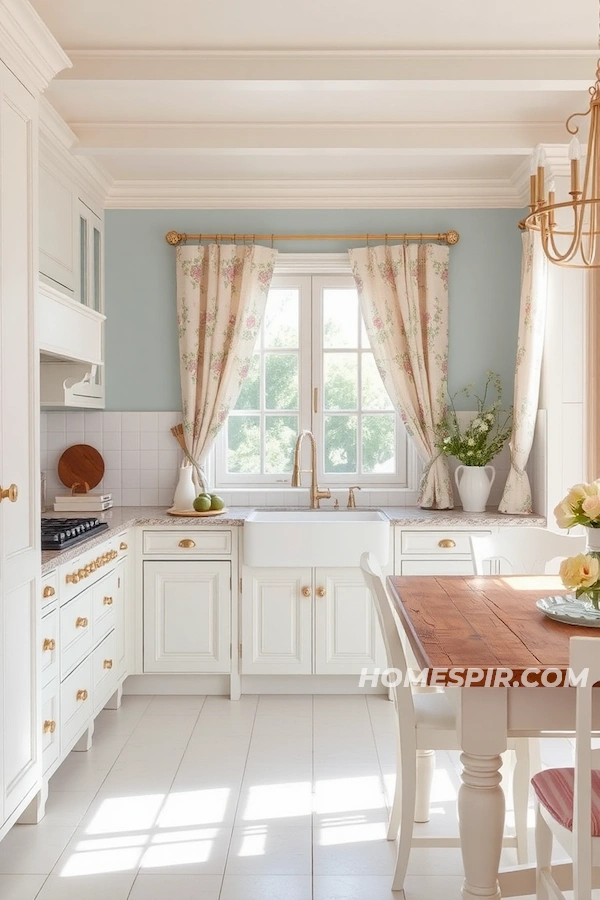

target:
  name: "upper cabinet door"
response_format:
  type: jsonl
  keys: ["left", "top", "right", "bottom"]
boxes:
{"left": 0, "top": 62, "right": 41, "bottom": 822}
{"left": 39, "top": 161, "right": 77, "bottom": 296}
{"left": 78, "top": 200, "right": 103, "bottom": 313}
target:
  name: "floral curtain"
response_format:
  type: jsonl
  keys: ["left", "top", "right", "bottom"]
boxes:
{"left": 175, "top": 243, "right": 278, "bottom": 489}
{"left": 348, "top": 243, "right": 453, "bottom": 508}
{"left": 499, "top": 231, "right": 547, "bottom": 514}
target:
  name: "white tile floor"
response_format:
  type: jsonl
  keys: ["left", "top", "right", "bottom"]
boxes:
{"left": 0, "top": 694, "right": 582, "bottom": 900}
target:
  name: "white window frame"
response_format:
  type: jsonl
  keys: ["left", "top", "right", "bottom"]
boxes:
{"left": 214, "top": 253, "right": 410, "bottom": 490}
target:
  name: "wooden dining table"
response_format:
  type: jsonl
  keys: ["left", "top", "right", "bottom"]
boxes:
{"left": 386, "top": 573, "right": 600, "bottom": 900}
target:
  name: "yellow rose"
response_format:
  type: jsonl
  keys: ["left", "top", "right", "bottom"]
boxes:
{"left": 559, "top": 554, "right": 600, "bottom": 590}
{"left": 554, "top": 499, "right": 577, "bottom": 529}
{"left": 582, "top": 494, "right": 600, "bottom": 522}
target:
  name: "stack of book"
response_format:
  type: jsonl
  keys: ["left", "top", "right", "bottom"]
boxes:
{"left": 53, "top": 493, "right": 113, "bottom": 512}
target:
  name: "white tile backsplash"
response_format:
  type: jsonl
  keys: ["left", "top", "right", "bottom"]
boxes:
{"left": 40, "top": 408, "right": 539, "bottom": 510}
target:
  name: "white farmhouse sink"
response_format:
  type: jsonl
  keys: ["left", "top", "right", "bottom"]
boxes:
{"left": 243, "top": 508, "right": 390, "bottom": 568}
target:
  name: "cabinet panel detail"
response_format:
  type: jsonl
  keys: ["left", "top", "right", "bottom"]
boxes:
{"left": 143, "top": 560, "right": 231, "bottom": 673}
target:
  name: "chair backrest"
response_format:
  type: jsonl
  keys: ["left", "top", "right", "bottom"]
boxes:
{"left": 469, "top": 527, "right": 586, "bottom": 576}
{"left": 360, "top": 552, "right": 415, "bottom": 721}
{"left": 569, "top": 636, "right": 600, "bottom": 899}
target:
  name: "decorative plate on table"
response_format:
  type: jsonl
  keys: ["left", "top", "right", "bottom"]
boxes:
{"left": 167, "top": 507, "right": 228, "bottom": 517}
{"left": 536, "top": 595, "right": 600, "bottom": 628}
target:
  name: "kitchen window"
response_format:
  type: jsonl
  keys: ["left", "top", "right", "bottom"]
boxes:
{"left": 215, "top": 266, "right": 409, "bottom": 488}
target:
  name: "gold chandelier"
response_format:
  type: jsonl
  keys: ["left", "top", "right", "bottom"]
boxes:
{"left": 523, "top": 60, "right": 600, "bottom": 268}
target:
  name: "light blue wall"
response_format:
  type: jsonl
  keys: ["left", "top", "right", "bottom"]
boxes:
{"left": 105, "top": 208, "right": 524, "bottom": 411}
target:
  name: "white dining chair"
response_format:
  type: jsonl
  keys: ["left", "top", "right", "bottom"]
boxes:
{"left": 531, "top": 636, "right": 600, "bottom": 900}
{"left": 469, "top": 527, "right": 586, "bottom": 576}
{"left": 360, "top": 552, "right": 532, "bottom": 890}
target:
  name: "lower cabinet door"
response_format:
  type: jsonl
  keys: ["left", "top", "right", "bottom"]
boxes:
{"left": 143, "top": 560, "right": 231, "bottom": 673}
{"left": 60, "top": 656, "right": 93, "bottom": 753}
{"left": 41, "top": 681, "right": 59, "bottom": 775}
{"left": 93, "top": 631, "right": 117, "bottom": 710}
{"left": 242, "top": 567, "right": 312, "bottom": 674}
{"left": 314, "top": 567, "right": 386, "bottom": 675}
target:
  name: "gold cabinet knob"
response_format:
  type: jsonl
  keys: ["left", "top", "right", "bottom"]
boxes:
{"left": 111, "top": 550, "right": 118, "bottom": 559}
{"left": 43, "top": 719, "right": 56, "bottom": 734}
{"left": 0, "top": 483, "right": 18, "bottom": 503}
{"left": 301, "top": 586, "right": 311, "bottom": 597}
{"left": 84, "top": 565, "right": 92, "bottom": 576}
{"left": 42, "top": 638, "right": 56, "bottom": 652}
{"left": 316, "top": 587, "right": 326, "bottom": 598}
{"left": 78, "top": 569, "right": 86, "bottom": 579}
{"left": 119, "top": 541, "right": 128, "bottom": 550}
{"left": 103, "top": 659, "right": 113, "bottom": 669}
{"left": 43, "top": 585, "right": 55, "bottom": 598}
{"left": 75, "top": 616, "right": 88, "bottom": 628}
{"left": 179, "top": 539, "right": 196, "bottom": 549}
{"left": 66, "top": 573, "right": 79, "bottom": 584}
{"left": 103, "top": 596, "right": 113, "bottom": 606}
{"left": 76, "top": 689, "right": 88, "bottom": 701}
{"left": 438, "top": 539, "right": 456, "bottom": 549}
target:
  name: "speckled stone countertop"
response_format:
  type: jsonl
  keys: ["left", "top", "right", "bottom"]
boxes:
{"left": 41, "top": 505, "right": 546, "bottom": 575}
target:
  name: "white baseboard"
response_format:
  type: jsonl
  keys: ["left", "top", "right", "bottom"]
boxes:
{"left": 123, "top": 673, "right": 387, "bottom": 697}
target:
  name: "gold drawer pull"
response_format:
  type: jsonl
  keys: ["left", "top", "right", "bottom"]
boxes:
{"left": 43, "top": 585, "right": 55, "bottom": 598}
{"left": 76, "top": 617, "right": 88, "bottom": 628}
{"left": 179, "top": 539, "right": 196, "bottom": 549}
{"left": 103, "top": 596, "right": 114, "bottom": 606}
{"left": 76, "top": 689, "right": 88, "bottom": 702}
{"left": 103, "top": 659, "right": 113, "bottom": 669}
{"left": 66, "top": 573, "right": 79, "bottom": 584}
{"left": 0, "top": 483, "right": 18, "bottom": 503}
{"left": 43, "top": 720, "right": 56, "bottom": 734}
{"left": 438, "top": 539, "right": 456, "bottom": 549}
{"left": 42, "top": 638, "right": 56, "bottom": 652}
{"left": 301, "top": 586, "right": 311, "bottom": 597}
{"left": 120, "top": 541, "right": 128, "bottom": 550}
{"left": 316, "top": 587, "right": 326, "bottom": 598}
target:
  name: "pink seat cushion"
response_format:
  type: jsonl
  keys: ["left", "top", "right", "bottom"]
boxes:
{"left": 531, "top": 768, "right": 600, "bottom": 834}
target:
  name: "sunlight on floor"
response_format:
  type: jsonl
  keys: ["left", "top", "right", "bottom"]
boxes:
{"left": 242, "top": 781, "right": 311, "bottom": 820}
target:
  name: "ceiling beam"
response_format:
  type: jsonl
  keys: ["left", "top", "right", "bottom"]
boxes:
{"left": 57, "top": 49, "right": 598, "bottom": 88}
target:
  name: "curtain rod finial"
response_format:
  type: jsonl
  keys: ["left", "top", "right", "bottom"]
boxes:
{"left": 166, "top": 230, "right": 184, "bottom": 245}
{"left": 446, "top": 230, "right": 460, "bottom": 245}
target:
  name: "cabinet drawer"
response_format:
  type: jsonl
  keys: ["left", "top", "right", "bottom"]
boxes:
{"left": 40, "top": 609, "right": 58, "bottom": 688}
{"left": 41, "top": 681, "right": 59, "bottom": 774}
{"left": 92, "top": 568, "right": 118, "bottom": 644}
{"left": 400, "top": 530, "right": 491, "bottom": 556}
{"left": 143, "top": 530, "right": 232, "bottom": 555}
{"left": 60, "top": 590, "right": 93, "bottom": 679}
{"left": 93, "top": 631, "right": 117, "bottom": 709}
{"left": 400, "top": 559, "right": 475, "bottom": 576}
{"left": 41, "top": 572, "right": 58, "bottom": 610}
{"left": 60, "top": 656, "right": 92, "bottom": 752}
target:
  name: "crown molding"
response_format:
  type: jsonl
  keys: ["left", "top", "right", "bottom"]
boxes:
{"left": 39, "top": 98, "right": 113, "bottom": 210}
{"left": 105, "top": 177, "right": 524, "bottom": 209}
{"left": 0, "top": 0, "right": 71, "bottom": 92}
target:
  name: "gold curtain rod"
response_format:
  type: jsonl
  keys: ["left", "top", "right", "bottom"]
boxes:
{"left": 165, "top": 229, "right": 460, "bottom": 246}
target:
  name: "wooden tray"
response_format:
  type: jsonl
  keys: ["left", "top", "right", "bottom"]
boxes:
{"left": 167, "top": 507, "right": 229, "bottom": 517}
{"left": 58, "top": 444, "right": 105, "bottom": 492}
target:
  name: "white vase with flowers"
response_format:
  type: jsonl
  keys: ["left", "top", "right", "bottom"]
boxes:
{"left": 555, "top": 480, "right": 600, "bottom": 609}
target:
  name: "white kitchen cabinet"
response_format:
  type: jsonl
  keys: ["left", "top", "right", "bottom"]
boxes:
{"left": 39, "top": 159, "right": 77, "bottom": 296}
{"left": 241, "top": 566, "right": 385, "bottom": 675}
{"left": 242, "top": 568, "right": 312, "bottom": 674}
{"left": 0, "top": 63, "right": 40, "bottom": 827}
{"left": 394, "top": 527, "right": 493, "bottom": 576}
{"left": 78, "top": 200, "right": 103, "bottom": 313}
{"left": 314, "top": 567, "right": 386, "bottom": 674}
{"left": 143, "top": 560, "right": 231, "bottom": 673}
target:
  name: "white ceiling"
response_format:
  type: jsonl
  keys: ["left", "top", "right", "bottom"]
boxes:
{"left": 30, "top": 0, "right": 600, "bottom": 207}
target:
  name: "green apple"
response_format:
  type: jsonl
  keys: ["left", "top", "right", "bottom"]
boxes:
{"left": 210, "top": 494, "right": 225, "bottom": 510}
{"left": 193, "top": 495, "right": 212, "bottom": 512}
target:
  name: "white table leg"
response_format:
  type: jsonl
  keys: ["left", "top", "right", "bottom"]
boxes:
{"left": 457, "top": 689, "right": 508, "bottom": 900}
{"left": 459, "top": 752, "right": 505, "bottom": 900}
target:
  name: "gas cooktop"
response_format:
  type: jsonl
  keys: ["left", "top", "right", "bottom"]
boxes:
{"left": 41, "top": 517, "right": 109, "bottom": 551}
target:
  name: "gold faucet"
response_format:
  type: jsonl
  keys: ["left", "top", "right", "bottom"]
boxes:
{"left": 291, "top": 430, "right": 331, "bottom": 509}
{"left": 347, "top": 485, "right": 361, "bottom": 508}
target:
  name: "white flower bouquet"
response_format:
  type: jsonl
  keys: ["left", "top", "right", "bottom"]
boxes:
{"left": 435, "top": 371, "right": 512, "bottom": 467}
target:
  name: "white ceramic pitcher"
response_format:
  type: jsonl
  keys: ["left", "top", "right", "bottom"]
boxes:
{"left": 172, "top": 464, "right": 197, "bottom": 511}
{"left": 454, "top": 465, "right": 495, "bottom": 513}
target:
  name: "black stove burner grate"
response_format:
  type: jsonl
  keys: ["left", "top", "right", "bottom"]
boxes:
{"left": 41, "top": 517, "right": 109, "bottom": 550}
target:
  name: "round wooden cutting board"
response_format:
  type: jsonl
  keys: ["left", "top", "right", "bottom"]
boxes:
{"left": 58, "top": 444, "right": 105, "bottom": 493}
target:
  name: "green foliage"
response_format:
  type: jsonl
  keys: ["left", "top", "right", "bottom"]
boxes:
{"left": 435, "top": 371, "right": 512, "bottom": 467}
